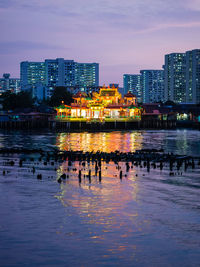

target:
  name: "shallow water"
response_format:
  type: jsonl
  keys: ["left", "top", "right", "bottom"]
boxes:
{"left": 0, "top": 129, "right": 200, "bottom": 267}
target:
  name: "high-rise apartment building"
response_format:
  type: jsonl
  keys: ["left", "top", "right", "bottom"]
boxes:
{"left": 20, "top": 61, "right": 46, "bottom": 90}
{"left": 0, "top": 73, "right": 20, "bottom": 94}
{"left": 20, "top": 59, "right": 99, "bottom": 98}
{"left": 186, "top": 49, "right": 200, "bottom": 104}
{"left": 75, "top": 63, "right": 99, "bottom": 88}
{"left": 164, "top": 53, "right": 186, "bottom": 103}
{"left": 140, "top": 70, "right": 164, "bottom": 103}
{"left": 64, "top": 60, "right": 76, "bottom": 87}
{"left": 45, "top": 58, "right": 76, "bottom": 89}
{"left": 45, "top": 58, "right": 63, "bottom": 89}
{"left": 164, "top": 50, "right": 200, "bottom": 104}
{"left": 123, "top": 74, "right": 142, "bottom": 102}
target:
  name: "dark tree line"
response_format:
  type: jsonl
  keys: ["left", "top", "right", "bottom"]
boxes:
{"left": 48, "top": 86, "right": 73, "bottom": 106}
{"left": 0, "top": 87, "right": 73, "bottom": 111}
{"left": 0, "top": 91, "right": 34, "bottom": 110}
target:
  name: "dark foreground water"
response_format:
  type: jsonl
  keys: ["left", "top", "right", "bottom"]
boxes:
{"left": 0, "top": 130, "right": 200, "bottom": 267}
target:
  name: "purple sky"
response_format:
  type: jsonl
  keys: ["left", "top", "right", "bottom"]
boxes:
{"left": 1, "top": 0, "right": 200, "bottom": 86}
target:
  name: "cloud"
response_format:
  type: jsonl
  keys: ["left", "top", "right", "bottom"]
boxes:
{"left": 0, "top": 0, "right": 15, "bottom": 8}
{"left": 129, "top": 21, "right": 200, "bottom": 35}
{"left": 184, "top": 0, "right": 200, "bottom": 11}
{"left": 0, "top": 41, "right": 63, "bottom": 54}
{"left": 0, "top": 0, "right": 200, "bottom": 84}
{"left": 1, "top": 0, "right": 200, "bottom": 34}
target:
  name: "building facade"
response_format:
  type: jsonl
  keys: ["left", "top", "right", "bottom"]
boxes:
{"left": 75, "top": 63, "right": 99, "bottom": 89}
{"left": 164, "top": 53, "right": 186, "bottom": 103}
{"left": 186, "top": 49, "right": 200, "bottom": 104}
{"left": 0, "top": 73, "right": 20, "bottom": 94}
{"left": 123, "top": 74, "right": 142, "bottom": 103}
{"left": 20, "top": 58, "right": 99, "bottom": 99}
{"left": 20, "top": 61, "right": 46, "bottom": 91}
{"left": 140, "top": 70, "right": 164, "bottom": 103}
{"left": 164, "top": 50, "right": 200, "bottom": 104}
{"left": 45, "top": 58, "right": 76, "bottom": 90}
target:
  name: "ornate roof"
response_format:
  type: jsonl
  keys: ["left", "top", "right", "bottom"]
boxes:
{"left": 124, "top": 92, "right": 136, "bottom": 98}
{"left": 57, "top": 104, "right": 71, "bottom": 109}
{"left": 73, "top": 92, "right": 87, "bottom": 98}
{"left": 99, "top": 85, "right": 120, "bottom": 97}
{"left": 100, "top": 90, "right": 116, "bottom": 96}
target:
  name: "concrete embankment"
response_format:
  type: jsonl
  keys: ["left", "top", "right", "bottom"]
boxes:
{"left": 48, "top": 119, "right": 177, "bottom": 130}
{"left": 0, "top": 119, "right": 199, "bottom": 130}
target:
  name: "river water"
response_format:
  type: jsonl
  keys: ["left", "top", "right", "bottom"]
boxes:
{"left": 0, "top": 129, "right": 200, "bottom": 267}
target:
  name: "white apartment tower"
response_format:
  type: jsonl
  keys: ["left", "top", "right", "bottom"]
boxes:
{"left": 164, "top": 53, "right": 186, "bottom": 103}
{"left": 123, "top": 74, "right": 142, "bottom": 103}
{"left": 20, "top": 58, "right": 99, "bottom": 98}
{"left": 140, "top": 70, "right": 164, "bottom": 103}
{"left": 186, "top": 49, "right": 200, "bottom": 104}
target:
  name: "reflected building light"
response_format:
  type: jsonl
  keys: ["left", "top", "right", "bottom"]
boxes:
{"left": 56, "top": 132, "right": 143, "bottom": 153}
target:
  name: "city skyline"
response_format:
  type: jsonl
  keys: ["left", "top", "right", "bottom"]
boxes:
{"left": 1, "top": 0, "right": 200, "bottom": 86}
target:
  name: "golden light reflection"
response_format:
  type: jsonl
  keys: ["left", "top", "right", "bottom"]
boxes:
{"left": 56, "top": 131, "right": 143, "bottom": 153}
{"left": 54, "top": 132, "right": 150, "bottom": 256}
{"left": 55, "top": 156, "right": 151, "bottom": 257}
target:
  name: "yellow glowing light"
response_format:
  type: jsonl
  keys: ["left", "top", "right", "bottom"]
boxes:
{"left": 55, "top": 85, "right": 141, "bottom": 121}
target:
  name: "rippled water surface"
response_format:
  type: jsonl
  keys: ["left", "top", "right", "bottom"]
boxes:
{"left": 0, "top": 129, "right": 200, "bottom": 267}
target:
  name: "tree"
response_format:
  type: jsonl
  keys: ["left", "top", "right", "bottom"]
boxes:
{"left": 1, "top": 91, "right": 34, "bottom": 110}
{"left": 48, "top": 86, "right": 73, "bottom": 107}
{"left": 164, "top": 100, "right": 176, "bottom": 106}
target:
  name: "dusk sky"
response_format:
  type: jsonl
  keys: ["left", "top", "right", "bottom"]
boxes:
{"left": 1, "top": 0, "right": 200, "bottom": 86}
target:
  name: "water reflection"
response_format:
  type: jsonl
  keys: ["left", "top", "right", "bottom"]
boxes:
{"left": 56, "top": 130, "right": 200, "bottom": 155}
{"left": 56, "top": 131, "right": 143, "bottom": 152}
{"left": 55, "top": 160, "right": 146, "bottom": 257}
{"left": 1, "top": 130, "right": 200, "bottom": 266}
{"left": 176, "top": 130, "right": 188, "bottom": 155}
{"left": 55, "top": 130, "right": 200, "bottom": 259}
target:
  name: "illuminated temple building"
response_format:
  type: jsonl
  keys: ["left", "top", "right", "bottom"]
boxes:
{"left": 56, "top": 85, "right": 142, "bottom": 121}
